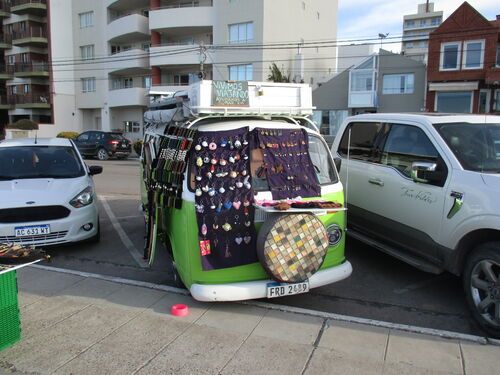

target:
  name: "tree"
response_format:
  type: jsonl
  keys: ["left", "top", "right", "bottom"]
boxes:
{"left": 267, "top": 63, "right": 290, "bottom": 83}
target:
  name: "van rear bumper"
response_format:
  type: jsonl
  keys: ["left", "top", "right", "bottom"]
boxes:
{"left": 190, "top": 261, "right": 352, "bottom": 302}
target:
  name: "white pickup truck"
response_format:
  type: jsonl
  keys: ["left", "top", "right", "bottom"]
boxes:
{"left": 331, "top": 113, "right": 500, "bottom": 337}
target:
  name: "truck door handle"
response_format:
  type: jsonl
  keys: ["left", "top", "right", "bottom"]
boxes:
{"left": 368, "top": 178, "right": 384, "bottom": 186}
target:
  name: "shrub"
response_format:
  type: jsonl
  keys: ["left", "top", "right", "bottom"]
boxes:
{"left": 57, "top": 131, "right": 79, "bottom": 139}
{"left": 134, "top": 139, "right": 144, "bottom": 156}
{"left": 8, "top": 119, "right": 38, "bottom": 130}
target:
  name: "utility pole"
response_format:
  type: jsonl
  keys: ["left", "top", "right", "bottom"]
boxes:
{"left": 198, "top": 42, "right": 207, "bottom": 80}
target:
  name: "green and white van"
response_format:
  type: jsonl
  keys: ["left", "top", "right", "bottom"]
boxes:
{"left": 140, "top": 80, "right": 351, "bottom": 301}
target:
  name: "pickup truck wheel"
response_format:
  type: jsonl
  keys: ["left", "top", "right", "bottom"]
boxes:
{"left": 97, "top": 147, "right": 109, "bottom": 160}
{"left": 463, "top": 242, "right": 500, "bottom": 338}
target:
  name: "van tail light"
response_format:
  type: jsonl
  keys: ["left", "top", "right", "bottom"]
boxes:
{"left": 109, "top": 140, "right": 119, "bottom": 145}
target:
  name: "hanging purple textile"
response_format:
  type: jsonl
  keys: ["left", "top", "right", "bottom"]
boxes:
{"left": 255, "top": 128, "right": 321, "bottom": 200}
{"left": 192, "top": 127, "right": 257, "bottom": 271}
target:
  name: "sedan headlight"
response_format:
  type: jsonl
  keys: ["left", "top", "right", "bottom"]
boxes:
{"left": 70, "top": 186, "right": 94, "bottom": 208}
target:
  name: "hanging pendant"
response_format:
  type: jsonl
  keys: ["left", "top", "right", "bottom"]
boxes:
{"left": 243, "top": 200, "right": 250, "bottom": 207}
{"left": 224, "top": 201, "right": 232, "bottom": 210}
{"left": 224, "top": 241, "right": 231, "bottom": 258}
{"left": 240, "top": 170, "right": 247, "bottom": 176}
{"left": 210, "top": 165, "right": 215, "bottom": 173}
{"left": 219, "top": 187, "right": 225, "bottom": 194}
{"left": 222, "top": 222, "right": 232, "bottom": 232}
{"left": 234, "top": 140, "right": 242, "bottom": 148}
{"left": 201, "top": 222, "right": 208, "bottom": 236}
{"left": 203, "top": 156, "right": 210, "bottom": 164}
{"left": 220, "top": 159, "right": 227, "bottom": 166}
{"left": 236, "top": 181, "right": 243, "bottom": 188}
{"left": 216, "top": 203, "right": 222, "bottom": 213}
{"left": 201, "top": 140, "right": 208, "bottom": 148}
{"left": 202, "top": 185, "right": 209, "bottom": 192}
{"left": 234, "top": 154, "right": 241, "bottom": 161}
{"left": 195, "top": 204, "right": 204, "bottom": 213}
{"left": 220, "top": 140, "right": 227, "bottom": 147}
{"left": 209, "top": 142, "right": 217, "bottom": 150}
{"left": 195, "top": 144, "right": 202, "bottom": 151}
{"left": 195, "top": 188, "right": 202, "bottom": 197}
{"left": 229, "top": 156, "right": 236, "bottom": 164}
{"left": 244, "top": 234, "right": 252, "bottom": 244}
{"left": 235, "top": 236, "right": 243, "bottom": 245}
{"left": 196, "top": 175, "right": 202, "bottom": 181}
{"left": 229, "top": 185, "right": 235, "bottom": 191}
{"left": 213, "top": 217, "right": 219, "bottom": 230}
{"left": 243, "top": 139, "right": 248, "bottom": 145}
{"left": 244, "top": 220, "right": 251, "bottom": 227}
{"left": 229, "top": 171, "right": 238, "bottom": 178}
{"left": 196, "top": 157, "right": 203, "bottom": 167}
{"left": 233, "top": 201, "right": 241, "bottom": 210}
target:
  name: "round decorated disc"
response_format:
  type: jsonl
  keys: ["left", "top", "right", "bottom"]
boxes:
{"left": 256, "top": 214, "right": 328, "bottom": 283}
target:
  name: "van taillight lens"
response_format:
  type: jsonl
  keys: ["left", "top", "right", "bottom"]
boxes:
{"left": 109, "top": 140, "right": 119, "bottom": 145}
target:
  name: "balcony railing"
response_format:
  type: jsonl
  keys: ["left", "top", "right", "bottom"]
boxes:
{"left": 6, "top": 61, "right": 49, "bottom": 74}
{"left": 11, "top": 0, "right": 47, "bottom": 6}
{"left": 157, "top": 0, "right": 212, "bottom": 10}
{"left": 12, "top": 27, "right": 47, "bottom": 40}
{"left": 0, "top": 0, "right": 11, "bottom": 12}
{"left": 7, "top": 93, "right": 51, "bottom": 105}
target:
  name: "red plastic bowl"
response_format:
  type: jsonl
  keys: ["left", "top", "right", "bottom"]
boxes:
{"left": 171, "top": 304, "right": 189, "bottom": 317}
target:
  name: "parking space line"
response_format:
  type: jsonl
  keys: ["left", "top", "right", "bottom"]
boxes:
{"left": 100, "top": 197, "right": 148, "bottom": 269}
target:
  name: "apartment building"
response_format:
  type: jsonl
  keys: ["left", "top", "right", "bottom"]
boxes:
{"left": 1, "top": 0, "right": 338, "bottom": 140}
{"left": 402, "top": 2, "right": 443, "bottom": 63}
{"left": 0, "top": 0, "right": 51, "bottom": 139}
{"left": 426, "top": 2, "right": 500, "bottom": 114}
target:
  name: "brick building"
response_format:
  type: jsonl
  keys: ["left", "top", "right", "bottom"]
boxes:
{"left": 426, "top": 2, "right": 500, "bottom": 114}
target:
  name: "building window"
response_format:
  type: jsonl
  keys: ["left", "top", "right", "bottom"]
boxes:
{"left": 440, "top": 42, "right": 460, "bottom": 70}
{"left": 405, "top": 42, "right": 414, "bottom": 49}
{"left": 20, "top": 53, "right": 29, "bottom": 63}
{"left": 112, "top": 78, "right": 121, "bottom": 90}
{"left": 173, "top": 74, "right": 190, "bottom": 85}
{"left": 81, "top": 77, "right": 96, "bottom": 93}
{"left": 124, "top": 121, "right": 141, "bottom": 133}
{"left": 229, "top": 22, "right": 253, "bottom": 44}
{"left": 436, "top": 91, "right": 472, "bottom": 113}
{"left": 495, "top": 90, "right": 500, "bottom": 111}
{"left": 123, "top": 78, "right": 133, "bottom": 88}
{"left": 405, "top": 20, "right": 415, "bottom": 28}
{"left": 479, "top": 90, "right": 491, "bottom": 113}
{"left": 19, "top": 21, "right": 26, "bottom": 32}
{"left": 431, "top": 17, "right": 441, "bottom": 26}
{"left": 143, "top": 76, "right": 151, "bottom": 88}
{"left": 142, "top": 43, "right": 150, "bottom": 51}
{"left": 462, "top": 40, "right": 484, "bottom": 69}
{"left": 7, "top": 55, "right": 15, "bottom": 65}
{"left": 382, "top": 73, "right": 414, "bottom": 94}
{"left": 79, "top": 11, "right": 94, "bottom": 28}
{"left": 420, "top": 19, "right": 427, "bottom": 26}
{"left": 229, "top": 64, "right": 253, "bottom": 81}
{"left": 350, "top": 71, "right": 373, "bottom": 91}
{"left": 111, "top": 45, "right": 121, "bottom": 55}
{"left": 80, "top": 45, "right": 94, "bottom": 60}
{"left": 23, "top": 84, "right": 29, "bottom": 94}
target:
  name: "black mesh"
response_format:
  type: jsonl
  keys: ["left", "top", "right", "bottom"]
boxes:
{"left": 0, "top": 206, "right": 71, "bottom": 223}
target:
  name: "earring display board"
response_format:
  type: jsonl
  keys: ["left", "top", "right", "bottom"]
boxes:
{"left": 192, "top": 127, "right": 258, "bottom": 271}
{"left": 255, "top": 128, "right": 321, "bottom": 199}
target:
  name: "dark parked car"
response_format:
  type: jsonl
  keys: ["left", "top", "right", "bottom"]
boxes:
{"left": 74, "top": 131, "right": 132, "bottom": 160}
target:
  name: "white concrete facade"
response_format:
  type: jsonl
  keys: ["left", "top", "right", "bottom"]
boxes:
{"left": 12, "top": 0, "right": 338, "bottom": 142}
{"left": 401, "top": 2, "right": 443, "bottom": 64}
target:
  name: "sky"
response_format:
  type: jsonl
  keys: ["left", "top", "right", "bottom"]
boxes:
{"left": 337, "top": 0, "right": 499, "bottom": 52}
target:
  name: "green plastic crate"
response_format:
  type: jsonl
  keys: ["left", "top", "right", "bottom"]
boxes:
{"left": 0, "top": 270, "right": 21, "bottom": 351}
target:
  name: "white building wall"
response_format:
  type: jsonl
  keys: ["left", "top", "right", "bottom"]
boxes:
{"left": 36, "top": 0, "right": 77, "bottom": 137}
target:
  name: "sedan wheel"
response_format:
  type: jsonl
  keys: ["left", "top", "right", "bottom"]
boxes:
{"left": 464, "top": 242, "right": 500, "bottom": 337}
{"left": 97, "top": 148, "right": 108, "bottom": 160}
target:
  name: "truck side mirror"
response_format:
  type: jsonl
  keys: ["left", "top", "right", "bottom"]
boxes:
{"left": 411, "top": 162, "right": 437, "bottom": 184}
{"left": 89, "top": 166, "right": 103, "bottom": 176}
{"left": 334, "top": 157, "right": 342, "bottom": 172}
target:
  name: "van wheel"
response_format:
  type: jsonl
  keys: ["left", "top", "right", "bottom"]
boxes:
{"left": 97, "top": 148, "right": 109, "bottom": 160}
{"left": 463, "top": 242, "right": 500, "bottom": 338}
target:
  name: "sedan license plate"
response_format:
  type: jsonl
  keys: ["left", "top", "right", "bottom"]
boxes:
{"left": 266, "top": 281, "right": 309, "bottom": 298}
{"left": 15, "top": 225, "right": 50, "bottom": 237}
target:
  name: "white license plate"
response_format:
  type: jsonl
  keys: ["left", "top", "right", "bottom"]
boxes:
{"left": 15, "top": 225, "right": 51, "bottom": 237}
{"left": 266, "top": 281, "right": 309, "bottom": 298}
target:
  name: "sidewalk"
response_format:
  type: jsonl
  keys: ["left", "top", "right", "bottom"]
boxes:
{"left": 1, "top": 266, "right": 499, "bottom": 375}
